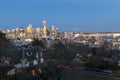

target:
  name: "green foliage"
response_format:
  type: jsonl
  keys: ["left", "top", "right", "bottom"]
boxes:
{"left": 86, "top": 55, "right": 118, "bottom": 70}
{"left": 0, "top": 32, "right": 6, "bottom": 40}
{"left": 91, "top": 47, "right": 97, "bottom": 55}
{"left": 86, "top": 56, "right": 104, "bottom": 69}
{"left": 0, "top": 32, "right": 9, "bottom": 56}
{"left": 53, "top": 41, "right": 73, "bottom": 65}
{"left": 31, "top": 38, "right": 44, "bottom": 48}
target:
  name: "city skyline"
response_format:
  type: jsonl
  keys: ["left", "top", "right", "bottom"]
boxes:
{"left": 0, "top": 0, "right": 120, "bottom": 32}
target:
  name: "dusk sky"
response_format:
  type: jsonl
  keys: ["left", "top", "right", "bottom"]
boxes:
{"left": 0, "top": 0, "right": 120, "bottom": 32}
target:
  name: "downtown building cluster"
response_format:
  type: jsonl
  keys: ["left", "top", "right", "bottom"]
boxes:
{"left": 0, "top": 21, "right": 60, "bottom": 39}
{"left": 1, "top": 21, "right": 120, "bottom": 50}
{"left": 1, "top": 21, "right": 120, "bottom": 41}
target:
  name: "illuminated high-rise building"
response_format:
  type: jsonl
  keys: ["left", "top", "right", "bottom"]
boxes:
{"left": 35, "top": 27, "right": 41, "bottom": 38}
{"left": 51, "top": 25, "right": 55, "bottom": 36}
{"left": 42, "top": 21, "right": 48, "bottom": 28}
{"left": 42, "top": 21, "right": 48, "bottom": 38}
{"left": 51, "top": 25, "right": 55, "bottom": 31}
{"left": 26, "top": 24, "right": 33, "bottom": 38}
{"left": 15, "top": 28, "right": 20, "bottom": 38}
{"left": 19, "top": 27, "right": 26, "bottom": 38}
{"left": 26, "top": 24, "right": 32, "bottom": 33}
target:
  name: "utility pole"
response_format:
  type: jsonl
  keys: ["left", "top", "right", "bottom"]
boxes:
{"left": 40, "top": 52, "right": 44, "bottom": 64}
{"left": 21, "top": 47, "right": 27, "bottom": 67}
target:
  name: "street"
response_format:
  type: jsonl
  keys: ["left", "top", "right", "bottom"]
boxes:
{"left": 60, "top": 69, "right": 120, "bottom": 80}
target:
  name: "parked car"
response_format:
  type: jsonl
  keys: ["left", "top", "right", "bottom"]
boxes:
{"left": 63, "top": 65, "right": 72, "bottom": 69}
{"left": 102, "top": 70, "right": 112, "bottom": 73}
{"left": 57, "top": 64, "right": 72, "bottom": 69}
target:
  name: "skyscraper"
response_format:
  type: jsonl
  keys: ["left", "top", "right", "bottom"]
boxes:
{"left": 51, "top": 25, "right": 55, "bottom": 36}
{"left": 42, "top": 21, "right": 48, "bottom": 38}
{"left": 42, "top": 21, "right": 48, "bottom": 28}
{"left": 26, "top": 24, "right": 33, "bottom": 38}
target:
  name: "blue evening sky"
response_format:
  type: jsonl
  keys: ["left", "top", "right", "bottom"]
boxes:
{"left": 0, "top": 0, "right": 120, "bottom": 32}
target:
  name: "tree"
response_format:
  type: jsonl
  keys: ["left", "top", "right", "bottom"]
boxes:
{"left": 91, "top": 47, "right": 97, "bottom": 55}
{"left": 43, "top": 41, "right": 73, "bottom": 80}
{"left": 53, "top": 41, "right": 73, "bottom": 65}
{"left": 0, "top": 31, "right": 9, "bottom": 56}
{"left": 31, "top": 38, "right": 44, "bottom": 48}
{"left": 102, "top": 40, "right": 111, "bottom": 54}
{"left": 86, "top": 55, "right": 104, "bottom": 69}
{"left": 44, "top": 41, "right": 73, "bottom": 65}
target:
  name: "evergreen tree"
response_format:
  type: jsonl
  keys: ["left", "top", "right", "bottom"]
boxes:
{"left": 0, "top": 31, "right": 9, "bottom": 56}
